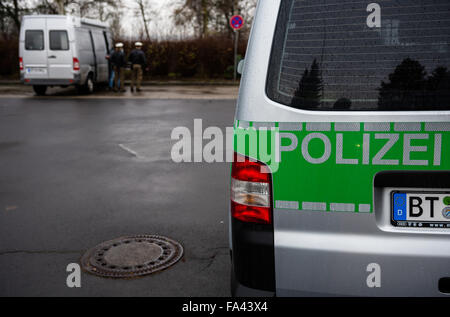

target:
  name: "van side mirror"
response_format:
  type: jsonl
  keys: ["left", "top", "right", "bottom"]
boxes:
{"left": 237, "top": 59, "right": 245, "bottom": 75}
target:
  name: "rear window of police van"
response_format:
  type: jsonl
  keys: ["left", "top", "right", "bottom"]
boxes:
{"left": 266, "top": 0, "right": 450, "bottom": 111}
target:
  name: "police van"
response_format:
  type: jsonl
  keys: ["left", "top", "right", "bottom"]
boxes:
{"left": 19, "top": 15, "right": 113, "bottom": 95}
{"left": 231, "top": 0, "right": 450, "bottom": 296}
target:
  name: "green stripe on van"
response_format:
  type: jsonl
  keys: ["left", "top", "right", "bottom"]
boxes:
{"left": 234, "top": 122, "right": 450, "bottom": 213}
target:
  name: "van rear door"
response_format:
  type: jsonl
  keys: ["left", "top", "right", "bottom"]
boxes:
{"left": 91, "top": 30, "right": 109, "bottom": 82}
{"left": 22, "top": 18, "right": 48, "bottom": 79}
{"left": 47, "top": 18, "right": 73, "bottom": 80}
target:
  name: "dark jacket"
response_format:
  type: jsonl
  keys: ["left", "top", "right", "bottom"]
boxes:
{"left": 111, "top": 50, "right": 126, "bottom": 68}
{"left": 106, "top": 48, "right": 115, "bottom": 70}
{"left": 128, "top": 49, "right": 147, "bottom": 67}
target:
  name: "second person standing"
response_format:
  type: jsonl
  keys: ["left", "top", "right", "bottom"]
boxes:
{"left": 128, "top": 42, "right": 147, "bottom": 92}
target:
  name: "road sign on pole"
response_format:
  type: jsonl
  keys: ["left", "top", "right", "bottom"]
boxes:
{"left": 230, "top": 15, "right": 244, "bottom": 31}
{"left": 233, "top": 30, "right": 239, "bottom": 82}
{"left": 230, "top": 15, "right": 244, "bottom": 81}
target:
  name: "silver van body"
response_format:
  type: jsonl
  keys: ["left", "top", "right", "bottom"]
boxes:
{"left": 19, "top": 15, "right": 112, "bottom": 93}
{"left": 231, "top": 0, "right": 450, "bottom": 296}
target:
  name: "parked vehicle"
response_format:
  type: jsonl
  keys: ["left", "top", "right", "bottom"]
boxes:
{"left": 19, "top": 15, "right": 113, "bottom": 95}
{"left": 231, "top": 0, "right": 450, "bottom": 296}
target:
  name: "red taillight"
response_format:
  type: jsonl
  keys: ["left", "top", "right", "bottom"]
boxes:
{"left": 19, "top": 57, "right": 23, "bottom": 71}
{"left": 73, "top": 57, "right": 80, "bottom": 71}
{"left": 231, "top": 152, "right": 272, "bottom": 224}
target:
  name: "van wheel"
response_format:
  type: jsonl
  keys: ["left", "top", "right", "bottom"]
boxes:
{"left": 85, "top": 77, "right": 94, "bottom": 94}
{"left": 77, "top": 76, "right": 94, "bottom": 94}
{"left": 33, "top": 85, "right": 47, "bottom": 96}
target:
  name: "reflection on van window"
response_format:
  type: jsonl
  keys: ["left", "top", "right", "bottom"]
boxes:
{"left": 25, "top": 30, "right": 44, "bottom": 50}
{"left": 266, "top": 0, "right": 450, "bottom": 111}
{"left": 292, "top": 58, "right": 323, "bottom": 109}
{"left": 50, "top": 31, "right": 69, "bottom": 50}
{"left": 378, "top": 58, "right": 450, "bottom": 111}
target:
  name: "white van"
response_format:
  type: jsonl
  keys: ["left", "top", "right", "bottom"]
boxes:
{"left": 19, "top": 15, "right": 113, "bottom": 95}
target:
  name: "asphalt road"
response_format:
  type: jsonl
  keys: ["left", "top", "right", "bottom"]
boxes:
{"left": 0, "top": 84, "right": 238, "bottom": 100}
{"left": 0, "top": 97, "right": 235, "bottom": 296}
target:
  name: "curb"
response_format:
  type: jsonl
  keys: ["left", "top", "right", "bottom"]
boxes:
{"left": 0, "top": 80, "right": 240, "bottom": 86}
{"left": 0, "top": 81, "right": 21, "bottom": 85}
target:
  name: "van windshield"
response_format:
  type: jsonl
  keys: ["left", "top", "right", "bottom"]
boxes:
{"left": 25, "top": 30, "right": 44, "bottom": 50}
{"left": 266, "top": 0, "right": 450, "bottom": 111}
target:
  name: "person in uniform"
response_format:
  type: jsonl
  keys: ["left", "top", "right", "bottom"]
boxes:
{"left": 110, "top": 42, "right": 126, "bottom": 92}
{"left": 128, "top": 42, "right": 147, "bottom": 92}
{"left": 105, "top": 47, "right": 116, "bottom": 91}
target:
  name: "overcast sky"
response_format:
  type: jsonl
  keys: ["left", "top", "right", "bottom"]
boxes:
{"left": 26, "top": 0, "right": 186, "bottom": 40}
{"left": 121, "top": 0, "right": 188, "bottom": 40}
{"left": 25, "top": 0, "right": 248, "bottom": 40}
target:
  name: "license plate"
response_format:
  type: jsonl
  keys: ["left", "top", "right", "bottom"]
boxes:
{"left": 26, "top": 68, "right": 47, "bottom": 74}
{"left": 392, "top": 191, "right": 450, "bottom": 228}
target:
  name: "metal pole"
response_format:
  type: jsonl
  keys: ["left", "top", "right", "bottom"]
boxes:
{"left": 234, "top": 29, "right": 239, "bottom": 82}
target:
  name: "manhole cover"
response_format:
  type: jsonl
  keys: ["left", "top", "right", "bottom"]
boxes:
{"left": 81, "top": 235, "right": 183, "bottom": 278}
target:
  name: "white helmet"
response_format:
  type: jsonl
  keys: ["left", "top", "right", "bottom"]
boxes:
{"left": 135, "top": 42, "right": 143, "bottom": 47}
{"left": 115, "top": 42, "right": 124, "bottom": 48}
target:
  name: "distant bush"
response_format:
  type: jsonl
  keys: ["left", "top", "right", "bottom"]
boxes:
{"left": 125, "top": 35, "right": 247, "bottom": 79}
{"left": 0, "top": 35, "right": 247, "bottom": 80}
{"left": 0, "top": 35, "right": 19, "bottom": 79}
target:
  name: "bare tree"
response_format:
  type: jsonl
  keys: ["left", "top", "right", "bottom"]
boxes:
{"left": 134, "top": 0, "right": 152, "bottom": 41}
{"left": 109, "top": 10, "right": 124, "bottom": 39}
{"left": 55, "top": 0, "right": 65, "bottom": 14}
{"left": 174, "top": 0, "right": 212, "bottom": 38}
{"left": 31, "top": 0, "right": 124, "bottom": 37}
{"left": 173, "top": 0, "right": 257, "bottom": 38}
{"left": 0, "top": 0, "right": 28, "bottom": 33}
{"left": 33, "top": 0, "right": 120, "bottom": 19}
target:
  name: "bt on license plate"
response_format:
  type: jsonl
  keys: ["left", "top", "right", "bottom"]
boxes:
{"left": 392, "top": 191, "right": 450, "bottom": 228}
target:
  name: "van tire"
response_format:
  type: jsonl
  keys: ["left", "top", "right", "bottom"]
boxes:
{"left": 85, "top": 77, "right": 94, "bottom": 94}
{"left": 33, "top": 85, "right": 47, "bottom": 96}
{"left": 77, "top": 75, "right": 94, "bottom": 94}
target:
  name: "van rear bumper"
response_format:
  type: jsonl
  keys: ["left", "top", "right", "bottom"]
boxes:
{"left": 274, "top": 211, "right": 450, "bottom": 297}
{"left": 231, "top": 218, "right": 276, "bottom": 294}
{"left": 231, "top": 264, "right": 275, "bottom": 297}
{"left": 21, "top": 75, "right": 81, "bottom": 86}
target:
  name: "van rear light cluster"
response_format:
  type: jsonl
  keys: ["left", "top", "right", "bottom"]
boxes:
{"left": 231, "top": 153, "right": 273, "bottom": 224}
{"left": 19, "top": 57, "right": 23, "bottom": 71}
{"left": 73, "top": 57, "right": 80, "bottom": 71}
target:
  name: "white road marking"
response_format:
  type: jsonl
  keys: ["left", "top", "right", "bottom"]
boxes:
{"left": 118, "top": 144, "right": 142, "bottom": 159}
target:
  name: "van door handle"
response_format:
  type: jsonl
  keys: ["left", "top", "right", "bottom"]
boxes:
{"left": 48, "top": 55, "right": 57, "bottom": 59}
